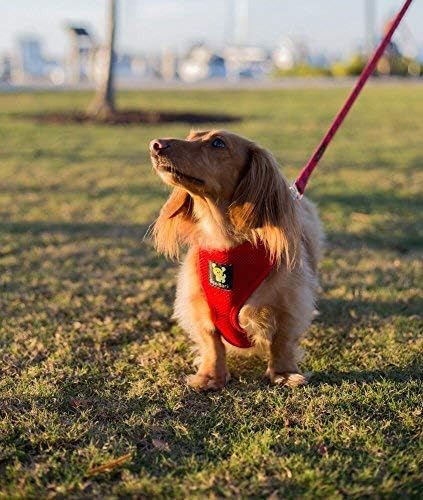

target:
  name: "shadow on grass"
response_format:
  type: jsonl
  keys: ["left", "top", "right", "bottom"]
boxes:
{"left": 326, "top": 229, "right": 421, "bottom": 253}
{"left": 308, "top": 296, "right": 421, "bottom": 365}
{"left": 0, "top": 220, "right": 150, "bottom": 238}
{"left": 1, "top": 213, "right": 421, "bottom": 255}
{"left": 0, "top": 220, "right": 175, "bottom": 334}
{"left": 0, "top": 220, "right": 163, "bottom": 279}
{"left": 315, "top": 190, "right": 422, "bottom": 213}
{"left": 24, "top": 358, "right": 419, "bottom": 482}
{"left": 0, "top": 181, "right": 167, "bottom": 200}
{"left": 314, "top": 190, "right": 422, "bottom": 252}
{"left": 309, "top": 360, "right": 422, "bottom": 386}
{"left": 16, "top": 109, "right": 242, "bottom": 126}
{"left": 316, "top": 297, "right": 422, "bottom": 329}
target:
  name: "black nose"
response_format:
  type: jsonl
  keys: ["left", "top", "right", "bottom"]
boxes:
{"left": 150, "top": 139, "right": 170, "bottom": 153}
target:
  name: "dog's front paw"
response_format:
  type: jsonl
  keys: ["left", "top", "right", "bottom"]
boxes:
{"left": 187, "top": 371, "right": 230, "bottom": 391}
{"left": 266, "top": 369, "right": 308, "bottom": 388}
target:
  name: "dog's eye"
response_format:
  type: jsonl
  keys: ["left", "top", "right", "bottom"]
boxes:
{"left": 211, "top": 138, "right": 225, "bottom": 148}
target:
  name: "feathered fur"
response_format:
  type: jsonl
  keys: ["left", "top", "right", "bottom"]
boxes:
{"left": 150, "top": 130, "right": 323, "bottom": 390}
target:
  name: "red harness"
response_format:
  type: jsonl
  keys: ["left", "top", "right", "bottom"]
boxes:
{"left": 198, "top": 241, "right": 275, "bottom": 348}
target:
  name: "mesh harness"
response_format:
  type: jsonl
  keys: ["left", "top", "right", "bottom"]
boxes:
{"left": 198, "top": 241, "right": 275, "bottom": 348}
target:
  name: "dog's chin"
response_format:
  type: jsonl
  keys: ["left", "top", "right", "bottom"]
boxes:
{"left": 153, "top": 159, "right": 205, "bottom": 190}
{"left": 157, "top": 169, "right": 183, "bottom": 188}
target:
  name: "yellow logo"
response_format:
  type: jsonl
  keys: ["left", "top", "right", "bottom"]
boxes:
{"left": 211, "top": 263, "right": 227, "bottom": 284}
{"left": 209, "top": 261, "right": 233, "bottom": 290}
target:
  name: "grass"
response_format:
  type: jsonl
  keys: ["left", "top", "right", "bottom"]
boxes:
{"left": 0, "top": 87, "right": 422, "bottom": 498}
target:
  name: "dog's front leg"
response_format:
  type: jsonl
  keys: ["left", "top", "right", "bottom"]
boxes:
{"left": 187, "top": 329, "right": 229, "bottom": 391}
{"left": 174, "top": 248, "right": 229, "bottom": 391}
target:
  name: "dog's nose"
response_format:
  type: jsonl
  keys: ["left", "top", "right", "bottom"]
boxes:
{"left": 149, "top": 139, "right": 170, "bottom": 153}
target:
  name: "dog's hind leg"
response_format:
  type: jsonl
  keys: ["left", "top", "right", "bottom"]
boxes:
{"left": 266, "top": 332, "right": 308, "bottom": 388}
{"left": 239, "top": 304, "right": 306, "bottom": 387}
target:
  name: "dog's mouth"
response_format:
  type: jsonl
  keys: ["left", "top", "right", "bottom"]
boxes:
{"left": 155, "top": 163, "right": 204, "bottom": 186}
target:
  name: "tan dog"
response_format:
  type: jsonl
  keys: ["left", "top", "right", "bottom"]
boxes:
{"left": 150, "top": 130, "right": 323, "bottom": 390}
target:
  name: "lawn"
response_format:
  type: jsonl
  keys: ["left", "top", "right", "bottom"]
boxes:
{"left": 0, "top": 86, "right": 422, "bottom": 498}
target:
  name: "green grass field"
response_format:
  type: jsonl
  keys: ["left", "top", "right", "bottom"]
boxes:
{"left": 0, "top": 87, "right": 422, "bottom": 498}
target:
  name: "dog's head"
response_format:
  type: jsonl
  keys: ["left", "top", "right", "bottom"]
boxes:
{"left": 150, "top": 130, "right": 252, "bottom": 201}
{"left": 150, "top": 130, "right": 300, "bottom": 267}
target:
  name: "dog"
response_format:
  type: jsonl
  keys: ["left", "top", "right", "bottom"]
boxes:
{"left": 149, "top": 130, "right": 323, "bottom": 390}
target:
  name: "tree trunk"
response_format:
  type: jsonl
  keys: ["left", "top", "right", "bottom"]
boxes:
{"left": 88, "top": 0, "right": 117, "bottom": 118}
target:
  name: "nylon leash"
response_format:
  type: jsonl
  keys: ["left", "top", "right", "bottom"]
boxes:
{"left": 290, "top": 0, "right": 414, "bottom": 200}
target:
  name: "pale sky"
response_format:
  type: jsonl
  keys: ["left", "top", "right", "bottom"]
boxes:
{"left": 1, "top": 0, "right": 422, "bottom": 59}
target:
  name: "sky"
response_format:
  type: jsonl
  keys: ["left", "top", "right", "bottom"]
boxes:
{"left": 1, "top": 0, "right": 422, "bottom": 59}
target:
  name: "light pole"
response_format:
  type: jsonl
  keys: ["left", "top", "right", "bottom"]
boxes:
{"left": 234, "top": 0, "right": 249, "bottom": 46}
{"left": 365, "top": 0, "right": 376, "bottom": 55}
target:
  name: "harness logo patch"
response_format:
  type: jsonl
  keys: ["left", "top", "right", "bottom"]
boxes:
{"left": 209, "top": 261, "right": 233, "bottom": 290}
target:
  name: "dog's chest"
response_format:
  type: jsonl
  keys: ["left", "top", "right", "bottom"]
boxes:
{"left": 197, "top": 241, "right": 274, "bottom": 348}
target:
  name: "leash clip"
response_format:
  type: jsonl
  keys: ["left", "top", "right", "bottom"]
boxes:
{"left": 289, "top": 183, "right": 303, "bottom": 201}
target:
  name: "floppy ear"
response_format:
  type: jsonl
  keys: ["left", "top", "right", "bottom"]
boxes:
{"left": 229, "top": 146, "right": 301, "bottom": 268}
{"left": 153, "top": 187, "right": 195, "bottom": 259}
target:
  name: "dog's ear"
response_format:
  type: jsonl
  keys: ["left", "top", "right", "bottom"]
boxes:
{"left": 229, "top": 146, "right": 301, "bottom": 268}
{"left": 153, "top": 188, "right": 195, "bottom": 259}
{"left": 160, "top": 187, "right": 192, "bottom": 219}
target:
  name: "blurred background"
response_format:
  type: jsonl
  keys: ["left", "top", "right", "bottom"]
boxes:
{"left": 1, "top": 0, "right": 422, "bottom": 89}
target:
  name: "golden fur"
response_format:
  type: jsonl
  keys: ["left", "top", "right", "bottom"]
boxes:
{"left": 150, "top": 130, "right": 323, "bottom": 390}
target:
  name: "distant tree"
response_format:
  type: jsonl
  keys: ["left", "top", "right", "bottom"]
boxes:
{"left": 88, "top": 0, "right": 117, "bottom": 118}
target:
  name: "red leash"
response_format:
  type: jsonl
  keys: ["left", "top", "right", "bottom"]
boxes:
{"left": 291, "top": 0, "right": 414, "bottom": 200}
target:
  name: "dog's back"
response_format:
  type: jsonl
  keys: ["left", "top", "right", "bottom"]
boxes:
{"left": 298, "top": 197, "right": 324, "bottom": 274}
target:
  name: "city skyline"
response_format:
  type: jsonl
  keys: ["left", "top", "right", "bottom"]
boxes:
{"left": 1, "top": 0, "right": 422, "bottom": 59}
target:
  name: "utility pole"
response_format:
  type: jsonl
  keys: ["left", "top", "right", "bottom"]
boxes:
{"left": 365, "top": 0, "right": 376, "bottom": 55}
{"left": 234, "top": 0, "right": 249, "bottom": 46}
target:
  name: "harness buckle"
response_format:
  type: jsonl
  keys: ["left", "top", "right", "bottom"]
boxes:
{"left": 289, "top": 183, "right": 303, "bottom": 201}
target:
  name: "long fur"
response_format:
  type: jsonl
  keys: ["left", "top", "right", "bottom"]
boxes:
{"left": 150, "top": 130, "right": 323, "bottom": 390}
{"left": 154, "top": 146, "right": 301, "bottom": 268}
{"left": 229, "top": 146, "right": 301, "bottom": 269}
{"left": 153, "top": 187, "right": 194, "bottom": 260}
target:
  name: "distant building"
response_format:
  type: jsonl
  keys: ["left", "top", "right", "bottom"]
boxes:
{"left": 65, "top": 26, "right": 96, "bottom": 83}
{"left": 179, "top": 45, "right": 226, "bottom": 82}
{"left": 92, "top": 49, "right": 149, "bottom": 83}
{"left": 223, "top": 45, "right": 270, "bottom": 79}
{"left": 0, "top": 55, "right": 12, "bottom": 82}
{"left": 17, "top": 37, "right": 44, "bottom": 78}
{"left": 161, "top": 48, "right": 177, "bottom": 81}
{"left": 273, "top": 38, "right": 309, "bottom": 70}
{"left": 14, "top": 36, "right": 63, "bottom": 84}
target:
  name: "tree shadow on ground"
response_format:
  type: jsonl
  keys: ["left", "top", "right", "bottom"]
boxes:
{"left": 2, "top": 218, "right": 420, "bottom": 343}
{"left": 0, "top": 220, "right": 176, "bottom": 343}
{"left": 2, "top": 219, "right": 421, "bottom": 377}
{"left": 15, "top": 109, "right": 241, "bottom": 126}
{"left": 315, "top": 296, "right": 422, "bottom": 330}
{"left": 315, "top": 191, "right": 422, "bottom": 213}
{"left": 0, "top": 182, "right": 167, "bottom": 200}
{"left": 0, "top": 220, "right": 149, "bottom": 238}
{"left": 313, "top": 190, "right": 422, "bottom": 252}
{"left": 309, "top": 363, "right": 422, "bottom": 386}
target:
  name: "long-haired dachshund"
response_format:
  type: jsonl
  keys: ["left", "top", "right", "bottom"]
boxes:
{"left": 150, "top": 130, "right": 323, "bottom": 390}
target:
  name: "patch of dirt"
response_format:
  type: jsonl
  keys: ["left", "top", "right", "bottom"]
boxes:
{"left": 21, "top": 110, "right": 241, "bottom": 125}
